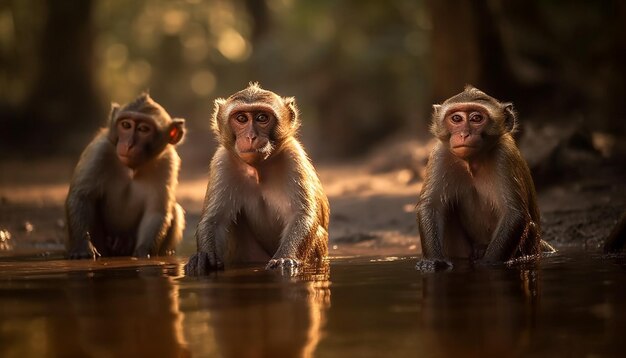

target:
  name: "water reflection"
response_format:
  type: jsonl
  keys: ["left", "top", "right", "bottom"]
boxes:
{"left": 419, "top": 263, "right": 540, "bottom": 357}
{"left": 1, "top": 253, "right": 626, "bottom": 356}
{"left": 0, "top": 260, "right": 189, "bottom": 357}
{"left": 180, "top": 265, "right": 330, "bottom": 358}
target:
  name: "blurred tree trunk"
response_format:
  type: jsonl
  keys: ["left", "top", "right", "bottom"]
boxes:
{"left": 428, "top": 0, "right": 517, "bottom": 103}
{"left": 608, "top": 1, "right": 626, "bottom": 133}
{"left": 243, "top": 0, "right": 276, "bottom": 85}
{"left": 21, "top": 0, "right": 102, "bottom": 152}
{"left": 244, "top": 0, "right": 270, "bottom": 43}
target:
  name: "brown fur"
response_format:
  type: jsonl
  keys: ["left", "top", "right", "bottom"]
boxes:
{"left": 66, "top": 94, "right": 185, "bottom": 259}
{"left": 185, "top": 83, "right": 329, "bottom": 275}
{"left": 416, "top": 86, "right": 541, "bottom": 271}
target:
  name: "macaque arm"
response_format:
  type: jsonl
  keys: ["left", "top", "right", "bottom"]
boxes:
{"left": 482, "top": 160, "right": 529, "bottom": 262}
{"left": 415, "top": 146, "right": 453, "bottom": 271}
{"left": 417, "top": 147, "right": 448, "bottom": 259}
{"left": 66, "top": 190, "right": 102, "bottom": 259}
{"left": 267, "top": 152, "right": 319, "bottom": 268}
{"left": 417, "top": 198, "right": 446, "bottom": 259}
{"left": 185, "top": 194, "right": 229, "bottom": 274}
{"left": 482, "top": 208, "right": 526, "bottom": 262}
{"left": 185, "top": 150, "right": 233, "bottom": 275}
{"left": 195, "top": 203, "right": 229, "bottom": 259}
{"left": 196, "top": 151, "right": 233, "bottom": 256}
{"left": 66, "top": 135, "right": 110, "bottom": 259}
{"left": 416, "top": 192, "right": 453, "bottom": 272}
{"left": 134, "top": 150, "right": 179, "bottom": 257}
{"left": 269, "top": 206, "right": 316, "bottom": 267}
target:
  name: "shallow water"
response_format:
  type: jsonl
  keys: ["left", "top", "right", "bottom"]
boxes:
{"left": 0, "top": 250, "right": 625, "bottom": 357}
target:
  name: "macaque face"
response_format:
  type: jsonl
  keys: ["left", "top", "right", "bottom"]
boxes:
{"left": 116, "top": 118, "right": 157, "bottom": 168}
{"left": 444, "top": 104, "right": 489, "bottom": 160}
{"left": 230, "top": 110, "right": 275, "bottom": 165}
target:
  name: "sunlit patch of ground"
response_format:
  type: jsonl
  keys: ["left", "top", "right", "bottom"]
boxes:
{"left": 0, "top": 150, "right": 426, "bottom": 257}
{"left": 1, "top": 134, "right": 624, "bottom": 259}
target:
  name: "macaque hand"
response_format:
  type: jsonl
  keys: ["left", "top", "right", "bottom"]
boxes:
{"left": 266, "top": 257, "right": 301, "bottom": 270}
{"left": 415, "top": 258, "right": 452, "bottom": 272}
{"left": 68, "top": 233, "right": 101, "bottom": 260}
{"left": 184, "top": 251, "right": 224, "bottom": 276}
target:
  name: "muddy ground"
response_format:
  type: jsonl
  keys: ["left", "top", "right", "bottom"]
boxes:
{"left": 0, "top": 125, "right": 624, "bottom": 259}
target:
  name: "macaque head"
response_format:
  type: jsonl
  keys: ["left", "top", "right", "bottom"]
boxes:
{"left": 431, "top": 85, "right": 516, "bottom": 160}
{"left": 108, "top": 93, "right": 185, "bottom": 169}
{"left": 211, "top": 83, "right": 299, "bottom": 166}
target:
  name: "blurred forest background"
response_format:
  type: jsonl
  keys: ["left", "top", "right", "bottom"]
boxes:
{"left": 0, "top": 0, "right": 625, "bottom": 161}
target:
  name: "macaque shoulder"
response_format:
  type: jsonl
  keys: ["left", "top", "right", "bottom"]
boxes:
{"left": 134, "top": 145, "right": 180, "bottom": 183}
{"left": 71, "top": 131, "right": 123, "bottom": 188}
{"left": 76, "top": 130, "right": 116, "bottom": 165}
{"left": 277, "top": 139, "right": 320, "bottom": 181}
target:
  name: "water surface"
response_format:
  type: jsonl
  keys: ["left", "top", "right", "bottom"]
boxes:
{"left": 0, "top": 251, "right": 625, "bottom": 357}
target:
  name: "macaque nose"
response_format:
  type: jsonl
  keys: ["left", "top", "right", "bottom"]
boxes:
{"left": 247, "top": 133, "right": 257, "bottom": 144}
{"left": 127, "top": 135, "right": 137, "bottom": 149}
{"left": 460, "top": 131, "right": 470, "bottom": 139}
{"left": 119, "top": 136, "right": 136, "bottom": 154}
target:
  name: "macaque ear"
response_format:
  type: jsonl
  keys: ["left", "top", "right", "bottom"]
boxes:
{"left": 108, "top": 103, "right": 120, "bottom": 125}
{"left": 432, "top": 104, "right": 442, "bottom": 117}
{"left": 430, "top": 104, "right": 448, "bottom": 139}
{"left": 108, "top": 103, "right": 121, "bottom": 141}
{"left": 464, "top": 84, "right": 477, "bottom": 92}
{"left": 211, "top": 98, "right": 226, "bottom": 135}
{"left": 283, "top": 96, "right": 300, "bottom": 129}
{"left": 502, "top": 103, "right": 517, "bottom": 133}
{"left": 168, "top": 118, "right": 185, "bottom": 145}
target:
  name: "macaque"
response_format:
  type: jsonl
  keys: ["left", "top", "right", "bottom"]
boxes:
{"left": 416, "top": 86, "right": 542, "bottom": 270}
{"left": 66, "top": 93, "right": 185, "bottom": 259}
{"left": 184, "top": 83, "right": 329, "bottom": 275}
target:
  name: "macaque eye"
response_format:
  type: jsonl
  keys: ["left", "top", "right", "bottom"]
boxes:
{"left": 120, "top": 120, "right": 132, "bottom": 130}
{"left": 256, "top": 113, "right": 269, "bottom": 123}
{"left": 470, "top": 113, "right": 484, "bottom": 123}
{"left": 137, "top": 124, "right": 152, "bottom": 133}
{"left": 235, "top": 114, "right": 248, "bottom": 124}
{"left": 450, "top": 114, "right": 463, "bottom": 123}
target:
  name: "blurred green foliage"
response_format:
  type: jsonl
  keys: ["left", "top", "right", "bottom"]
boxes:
{"left": 0, "top": 0, "right": 624, "bottom": 157}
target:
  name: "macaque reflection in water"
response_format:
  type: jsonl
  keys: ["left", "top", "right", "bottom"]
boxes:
{"left": 42, "top": 267, "right": 190, "bottom": 357}
{"left": 419, "top": 265, "right": 539, "bottom": 356}
{"left": 182, "top": 268, "right": 330, "bottom": 358}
